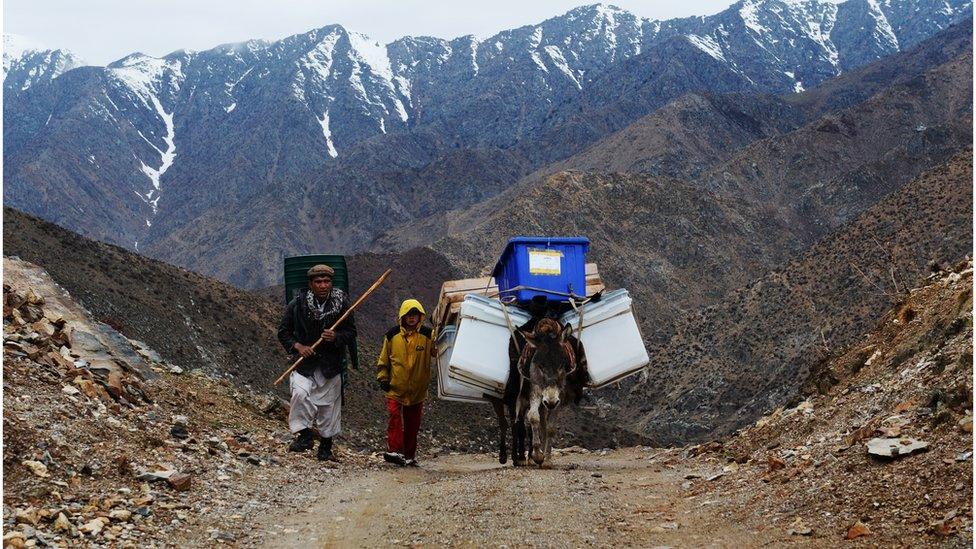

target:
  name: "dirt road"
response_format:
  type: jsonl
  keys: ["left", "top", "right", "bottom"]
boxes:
{"left": 252, "top": 448, "right": 795, "bottom": 548}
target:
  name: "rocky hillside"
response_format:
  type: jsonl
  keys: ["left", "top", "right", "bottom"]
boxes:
{"left": 681, "top": 257, "right": 972, "bottom": 545}
{"left": 3, "top": 0, "right": 970, "bottom": 287}
{"left": 3, "top": 208, "right": 283, "bottom": 390}
{"left": 621, "top": 150, "right": 973, "bottom": 443}
{"left": 699, "top": 45, "right": 973, "bottom": 244}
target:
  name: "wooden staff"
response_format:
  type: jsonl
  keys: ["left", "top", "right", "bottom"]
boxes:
{"left": 273, "top": 268, "right": 392, "bottom": 386}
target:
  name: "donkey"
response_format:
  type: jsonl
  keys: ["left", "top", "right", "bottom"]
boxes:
{"left": 489, "top": 317, "right": 588, "bottom": 467}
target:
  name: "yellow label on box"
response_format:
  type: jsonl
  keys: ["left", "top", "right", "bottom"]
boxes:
{"left": 528, "top": 248, "right": 563, "bottom": 275}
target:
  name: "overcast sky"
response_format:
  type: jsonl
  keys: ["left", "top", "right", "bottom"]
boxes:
{"left": 4, "top": 1, "right": 738, "bottom": 65}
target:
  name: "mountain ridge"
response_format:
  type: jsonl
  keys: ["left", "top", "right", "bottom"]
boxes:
{"left": 3, "top": 0, "right": 971, "bottom": 288}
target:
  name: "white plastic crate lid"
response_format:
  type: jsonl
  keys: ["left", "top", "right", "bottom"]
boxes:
{"left": 560, "top": 289, "right": 633, "bottom": 328}
{"left": 458, "top": 294, "right": 532, "bottom": 328}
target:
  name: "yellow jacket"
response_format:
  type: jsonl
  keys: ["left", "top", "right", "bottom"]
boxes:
{"left": 376, "top": 299, "right": 435, "bottom": 405}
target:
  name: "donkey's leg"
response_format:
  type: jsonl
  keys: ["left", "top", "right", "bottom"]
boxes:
{"left": 489, "top": 397, "right": 508, "bottom": 464}
{"left": 512, "top": 400, "right": 525, "bottom": 466}
{"left": 528, "top": 396, "right": 545, "bottom": 465}
{"left": 544, "top": 406, "right": 559, "bottom": 465}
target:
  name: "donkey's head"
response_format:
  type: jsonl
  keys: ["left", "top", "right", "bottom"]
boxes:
{"left": 520, "top": 318, "right": 576, "bottom": 410}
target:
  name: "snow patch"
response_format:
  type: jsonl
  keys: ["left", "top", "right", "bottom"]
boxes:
{"left": 225, "top": 102, "right": 236, "bottom": 113}
{"left": 299, "top": 30, "right": 341, "bottom": 87}
{"left": 528, "top": 27, "right": 548, "bottom": 73}
{"left": 346, "top": 31, "right": 410, "bottom": 122}
{"left": 739, "top": 0, "right": 769, "bottom": 36}
{"left": 348, "top": 31, "right": 395, "bottom": 81}
{"left": 318, "top": 110, "right": 339, "bottom": 158}
{"left": 543, "top": 45, "right": 581, "bottom": 89}
{"left": 227, "top": 67, "right": 253, "bottom": 91}
{"left": 800, "top": 2, "right": 840, "bottom": 67}
{"left": 469, "top": 36, "right": 480, "bottom": 76}
{"left": 4, "top": 35, "right": 86, "bottom": 88}
{"left": 793, "top": 80, "right": 804, "bottom": 92}
{"left": 3, "top": 34, "right": 47, "bottom": 65}
{"left": 392, "top": 97, "right": 409, "bottom": 122}
{"left": 392, "top": 75, "right": 413, "bottom": 104}
{"left": 865, "top": 0, "right": 900, "bottom": 50}
{"left": 108, "top": 55, "right": 184, "bottom": 110}
{"left": 103, "top": 91, "right": 121, "bottom": 112}
{"left": 138, "top": 96, "right": 176, "bottom": 215}
{"left": 686, "top": 34, "right": 725, "bottom": 61}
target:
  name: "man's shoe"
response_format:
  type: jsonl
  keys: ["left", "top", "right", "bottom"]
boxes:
{"left": 288, "top": 429, "right": 315, "bottom": 452}
{"left": 405, "top": 458, "right": 419, "bottom": 467}
{"left": 317, "top": 437, "right": 337, "bottom": 461}
{"left": 383, "top": 452, "right": 406, "bottom": 466}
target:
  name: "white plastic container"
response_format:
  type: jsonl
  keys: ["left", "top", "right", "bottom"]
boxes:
{"left": 435, "top": 326, "right": 499, "bottom": 403}
{"left": 448, "top": 294, "right": 531, "bottom": 393}
{"left": 560, "top": 289, "right": 649, "bottom": 388}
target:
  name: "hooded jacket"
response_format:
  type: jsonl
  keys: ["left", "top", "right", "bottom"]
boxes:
{"left": 376, "top": 299, "right": 435, "bottom": 405}
{"left": 277, "top": 288, "right": 356, "bottom": 378}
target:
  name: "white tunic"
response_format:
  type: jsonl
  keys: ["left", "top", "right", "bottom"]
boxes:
{"left": 288, "top": 369, "right": 342, "bottom": 438}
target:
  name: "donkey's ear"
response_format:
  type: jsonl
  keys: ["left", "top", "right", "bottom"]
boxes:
{"left": 519, "top": 328, "right": 537, "bottom": 345}
{"left": 560, "top": 322, "right": 574, "bottom": 342}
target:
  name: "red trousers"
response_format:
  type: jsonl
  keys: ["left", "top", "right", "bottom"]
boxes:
{"left": 386, "top": 398, "right": 424, "bottom": 459}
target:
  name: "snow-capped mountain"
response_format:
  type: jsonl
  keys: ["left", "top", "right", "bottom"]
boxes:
{"left": 2, "top": 0, "right": 971, "bottom": 284}
{"left": 644, "top": 0, "right": 972, "bottom": 92}
{"left": 3, "top": 34, "right": 86, "bottom": 92}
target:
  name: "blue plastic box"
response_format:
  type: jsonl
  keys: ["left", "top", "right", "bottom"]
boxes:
{"left": 491, "top": 236, "right": 590, "bottom": 303}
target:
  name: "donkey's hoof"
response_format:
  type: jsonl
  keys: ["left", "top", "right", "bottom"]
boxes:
{"left": 513, "top": 458, "right": 527, "bottom": 467}
{"left": 531, "top": 449, "right": 545, "bottom": 465}
{"left": 499, "top": 451, "right": 508, "bottom": 465}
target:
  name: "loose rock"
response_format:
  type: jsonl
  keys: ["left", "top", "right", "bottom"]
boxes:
{"left": 787, "top": 518, "right": 812, "bottom": 536}
{"left": 845, "top": 520, "right": 872, "bottom": 540}
{"left": 865, "top": 437, "right": 929, "bottom": 459}
{"left": 21, "top": 460, "right": 49, "bottom": 478}
{"left": 167, "top": 473, "right": 192, "bottom": 492}
{"left": 79, "top": 517, "right": 108, "bottom": 536}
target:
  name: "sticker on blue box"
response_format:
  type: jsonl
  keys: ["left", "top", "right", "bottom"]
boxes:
{"left": 528, "top": 248, "right": 562, "bottom": 275}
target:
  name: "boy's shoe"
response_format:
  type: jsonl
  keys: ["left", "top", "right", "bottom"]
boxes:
{"left": 288, "top": 429, "right": 314, "bottom": 452}
{"left": 405, "top": 458, "right": 419, "bottom": 467}
{"left": 383, "top": 452, "right": 406, "bottom": 466}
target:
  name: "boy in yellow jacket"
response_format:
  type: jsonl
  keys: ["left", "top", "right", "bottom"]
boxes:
{"left": 376, "top": 299, "right": 435, "bottom": 466}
